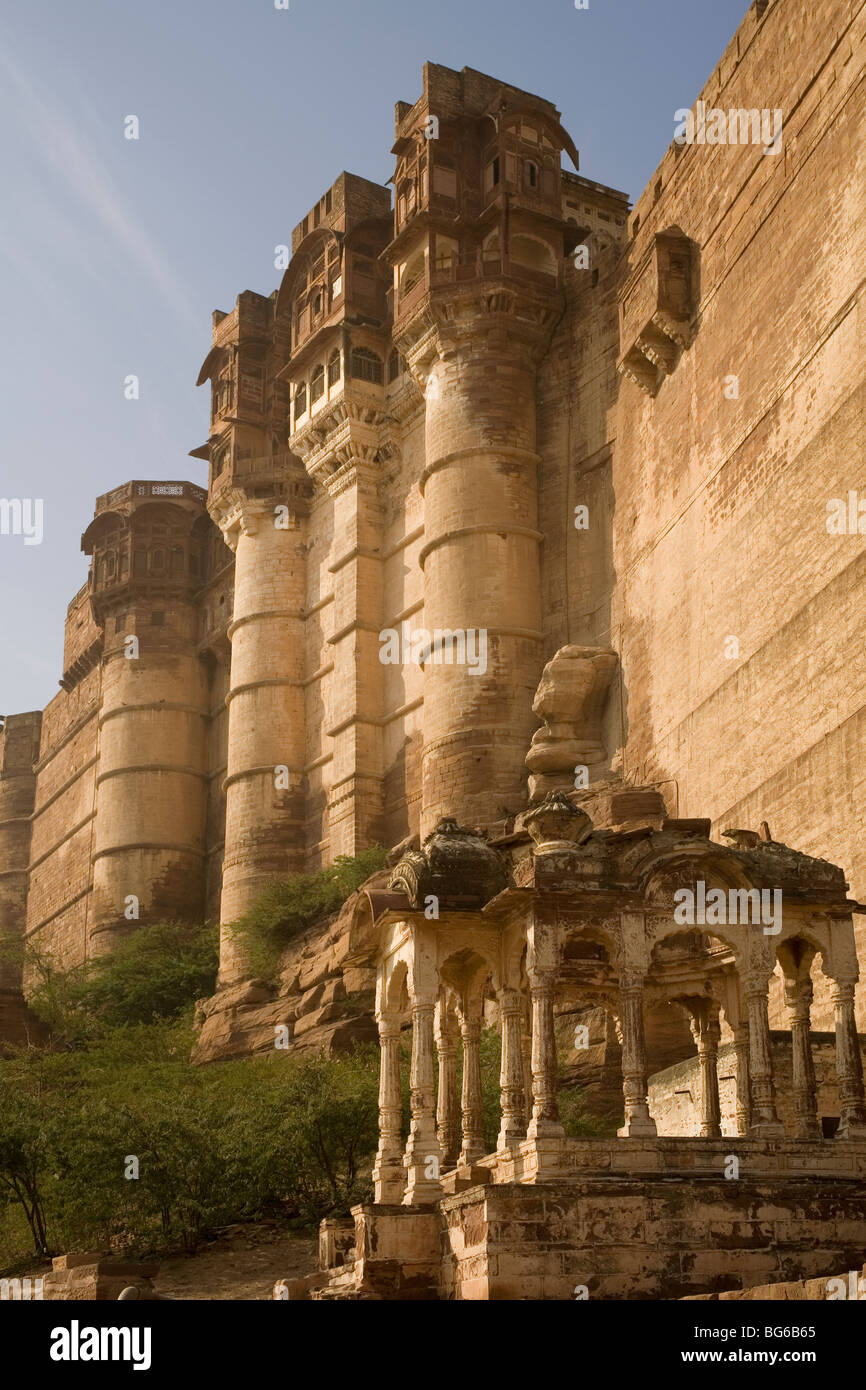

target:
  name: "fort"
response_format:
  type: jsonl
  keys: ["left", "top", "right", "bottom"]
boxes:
{"left": 1, "top": 0, "right": 864, "bottom": 1298}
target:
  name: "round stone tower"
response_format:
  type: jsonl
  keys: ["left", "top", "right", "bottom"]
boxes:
{"left": 82, "top": 481, "right": 211, "bottom": 956}
{"left": 387, "top": 63, "right": 579, "bottom": 834}
{"left": 209, "top": 483, "right": 308, "bottom": 984}
{"left": 197, "top": 287, "right": 310, "bottom": 986}
{"left": 0, "top": 712, "right": 42, "bottom": 1039}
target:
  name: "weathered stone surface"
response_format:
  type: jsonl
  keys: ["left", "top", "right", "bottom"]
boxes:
{"left": 41, "top": 1255, "right": 159, "bottom": 1301}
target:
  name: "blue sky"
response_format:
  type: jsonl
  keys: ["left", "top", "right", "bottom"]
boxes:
{"left": 0, "top": 0, "right": 748, "bottom": 715}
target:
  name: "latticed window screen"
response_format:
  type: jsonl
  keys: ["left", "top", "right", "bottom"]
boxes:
{"left": 350, "top": 348, "right": 383, "bottom": 384}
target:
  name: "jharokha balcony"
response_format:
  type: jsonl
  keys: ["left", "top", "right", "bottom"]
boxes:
{"left": 395, "top": 249, "right": 563, "bottom": 324}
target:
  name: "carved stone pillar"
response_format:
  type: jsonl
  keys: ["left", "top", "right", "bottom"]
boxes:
{"left": 617, "top": 974, "right": 657, "bottom": 1137}
{"left": 435, "top": 1001, "right": 460, "bottom": 1169}
{"left": 527, "top": 974, "right": 564, "bottom": 1139}
{"left": 744, "top": 973, "right": 784, "bottom": 1137}
{"left": 403, "top": 998, "right": 442, "bottom": 1204}
{"left": 831, "top": 979, "right": 866, "bottom": 1138}
{"left": 785, "top": 978, "right": 820, "bottom": 1139}
{"left": 497, "top": 988, "right": 527, "bottom": 1150}
{"left": 733, "top": 1022, "right": 751, "bottom": 1137}
{"left": 459, "top": 1011, "right": 485, "bottom": 1166}
{"left": 687, "top": 1003, "right": 722, "bottom": 1139}
{"left": 520, "top": 1008, "right": 533, "bottom": 1131}
{"left": 372, "top": 1015, "right": 404, "bottom": 1204}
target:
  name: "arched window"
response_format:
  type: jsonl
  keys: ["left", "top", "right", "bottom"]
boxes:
{"left": 525, "top": 160, "right": 539, "bottom": 190}
{"left": 510, "top": 234, "right": 557, "bottom": 276}
{"left": 151, "top": 549, "right": 165, "bottom": 572}
{"left": 399, "top": 248, "right": 425, "bottom": 296}
{"left": 311, "top": 364, "right": 325, "bottom": 403}
{"left": 328, "top": 349, "right": 342, "bottom": 387}
{"left": 388, "top": 349, "right": 402, "bottom": 383}
{"left": 294, "top": 383, "right": 307, "bottom": 423}
{"left": 350, "top": 348, "right": 383, "bottom": 384}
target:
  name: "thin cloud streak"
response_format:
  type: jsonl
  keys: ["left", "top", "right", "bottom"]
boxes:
{"left": 0, "top": 38, "right": 201, "bottom": 336}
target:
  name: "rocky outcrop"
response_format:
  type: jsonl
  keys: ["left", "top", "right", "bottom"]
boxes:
{"left": 190, "top": 876, "right": 387, "bottom": 1065}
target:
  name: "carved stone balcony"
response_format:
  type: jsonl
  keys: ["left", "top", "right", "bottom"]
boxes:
{"left": 617, "top": 229, "right": 698, "bottom": 396}
{"left": 290, "top": 382, "right": 394, "bottom": 491}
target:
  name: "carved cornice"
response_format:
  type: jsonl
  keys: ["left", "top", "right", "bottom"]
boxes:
{"left": 394, "top": 277, "right": 564, "bottom": 391}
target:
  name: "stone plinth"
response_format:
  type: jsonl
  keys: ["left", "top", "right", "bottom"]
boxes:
{"left": 307, "top": 1137, "right": 866, "bottom": 1300}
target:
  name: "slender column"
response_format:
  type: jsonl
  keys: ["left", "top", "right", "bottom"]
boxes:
{"left": 733, "top": 1023, "right": 752, "bottom": 1137}
{"left": 372, "top": 1015, "right": 404, "bottom": 1203}
{"left": 785, "top": 978, "right": 820, "bottom": 1139}
{"left": 497, "top": 988, "right": 527, "bottom": 1150}
{"left": 744, "top": 972, "right": 784, "bottom": 1137}
{"left": 617, "top": 974, "right": 657, "bottom": 1137}
{"left": 527, "top": 974, "right": 564, "bottom": 1139}
{"left": 831, "top": 979, "right": 866, "bottom": 1138}
{"left": 403, "top": 998, "right": 442, "bottom": 1204}
{"left": 688, "top": 1004, "right": 722, "bottom": 1139}
{"left": 520, "top": 1008, "right": 533, "bottom": 1131}
{"left": 459, "top": 1012, "right": 485, "bottom": 1165}
{"left": 434, "top": 1001, "right": 460, "bottom": 1169}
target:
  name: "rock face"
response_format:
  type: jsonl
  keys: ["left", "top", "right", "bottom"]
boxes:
{"left": 191, "top": 879, "right": 385, "bottom": 1065}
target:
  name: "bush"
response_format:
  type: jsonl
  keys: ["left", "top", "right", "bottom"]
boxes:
{"left": 227, "top": 847, "right": 387, "bottom": 980}
{"left": 0, "top": 1024, "right": 384, "bottom": 1264}
{"left": 24, "top": 921, "right": 218, "bottom": 1042}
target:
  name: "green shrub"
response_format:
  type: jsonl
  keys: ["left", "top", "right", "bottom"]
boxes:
{"left": 23, "top": 921, "right": 218, "bottom": 1042}
{"left": 227, "top": 847, "right": 387, "bottom": 980}
{"left": 0, "top": 1025, "right": 384, "bottom": 1265}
